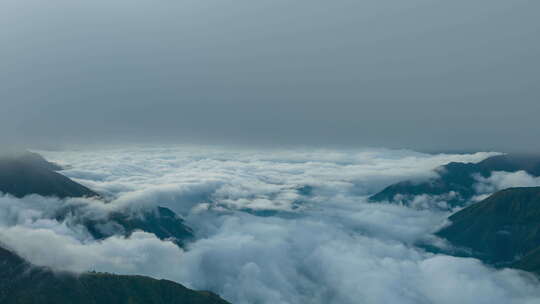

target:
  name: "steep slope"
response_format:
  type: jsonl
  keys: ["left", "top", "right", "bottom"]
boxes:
{"left": 0, "top": 246, "right": 230, "bottom": 304}
{"left": 369, "top": 154, "right": 540, "bottom": 208}
{"left": 7, "top": 150, "right": 63, "bottom": 171}
{"left": 0, "top": 151, "right": 98, "bottom": 198}
{"left": 436, "top": 187, "right": 540, "bottom": 267}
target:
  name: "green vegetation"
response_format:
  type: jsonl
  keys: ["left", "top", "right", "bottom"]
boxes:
{"left": 0, "top": 247, "right": 230, "bottom": 304}
{"left": 513, "top": 246, "right": 540, "bottom": 274}
{"left": 437, "top": 187, "right": 540, "bottom": 274}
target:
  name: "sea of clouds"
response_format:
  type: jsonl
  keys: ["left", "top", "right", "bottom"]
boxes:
{"left": 1, "top": 145, "right": 539, "bottom": 304}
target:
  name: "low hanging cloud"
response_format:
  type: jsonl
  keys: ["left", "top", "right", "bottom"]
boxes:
{"left": 42, "top": 146, "right": 498, "bottom": 213}
{"left": 1, "top": 145, "right": 539, "bottom": 304}
{"left": 0, "top": 227, "right": 183, "bottom": 275}
{"left": 474, "top": 171, "right": 540, "bottom": 199}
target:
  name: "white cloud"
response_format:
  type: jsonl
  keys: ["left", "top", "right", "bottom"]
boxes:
{"left": 39, "top": 146, "right": 499, "bottom": 213}
{"left": 0, "top": 145, "right": 536, "bottom": 304}
{"left": 474, "top": 171, "right": 540, "bottom": 195}
{"left": 0, "top": 226, "right": 183, "bottom": 276}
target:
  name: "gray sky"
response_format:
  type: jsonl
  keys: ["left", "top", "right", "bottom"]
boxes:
{"left": 1, "top": 0, "right": 539, "bottom": 152}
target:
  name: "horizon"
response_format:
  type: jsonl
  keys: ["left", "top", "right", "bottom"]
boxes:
{"left": 2, "top": 0, "right": 540, "bottom": 152}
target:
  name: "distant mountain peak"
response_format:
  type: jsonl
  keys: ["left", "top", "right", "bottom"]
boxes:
{"left": 369, "top": 154, "right": 540, "bottom": 209}
{"left": 0, "top": 151, "right": 98, "bottom": 198}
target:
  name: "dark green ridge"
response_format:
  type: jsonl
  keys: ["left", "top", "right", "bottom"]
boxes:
{"left": 0, "top": 151, "right": 98, "bottom": 198}
{"left": 513, "top": 246, "right": 540, "bottom": 274}
{"left": 436, "top": 187, "right": 540, "bottom": 274}
{"left": 0, "top": 246, "right": 230, "bottom": 304}
{"left": 369, "top": 154, "right": 540, "bottom": 208}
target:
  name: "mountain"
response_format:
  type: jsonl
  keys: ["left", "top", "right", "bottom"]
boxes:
{"left": 4, "top": 150, "right": 64, "bottom": 171}
{"left": 77, "top": 206, "right": 194, "bottom": 247}
{"left": 0, "top": 246, "right": 230, "bottom": 304}
{"left": 0, "top": 151, "right": 224, "bottom": 302}
{"left": 513, "top": 246, "right": 540, "bottom": 274}
{"left": 436, "top": 187, "right": 540, "bottom": 273}
{"left": 55, "top": 205, "right": 194, "bottom": 248}
{"left": 369, "top": 154, "right": 540, "bottom": 208}
{"left": 0, "top": 151, "right": 193, "bottom": 246}
{"left": 0, "top": 151, "right": 98, "bottom": 198}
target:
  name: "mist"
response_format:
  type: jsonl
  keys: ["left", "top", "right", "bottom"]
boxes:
{"left": 1, "top": 145, "right": 539, "bottom": 304}
{"left": 1, "top": 0, "right": 539, "bottom": 152}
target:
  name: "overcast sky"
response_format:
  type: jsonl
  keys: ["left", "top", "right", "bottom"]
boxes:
{"left": 1, "top": 0, "right": 539, "bottom": 152}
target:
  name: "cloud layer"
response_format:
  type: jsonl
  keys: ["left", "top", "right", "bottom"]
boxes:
{"left": 1, "top": 145, "right": 539, "bottom": 304}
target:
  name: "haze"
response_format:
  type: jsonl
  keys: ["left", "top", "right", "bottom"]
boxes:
{"left": 1, "top": 0, "right": 539, "bottom": 152}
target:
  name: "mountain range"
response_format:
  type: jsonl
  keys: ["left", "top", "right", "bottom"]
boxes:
{"left": 0, "top": 151, "right": 229, "bottom": 304}
{"left": 3, "top": 150, "right": 540, "bottom": 302}
{"left": 369, "top": 154, "right": 540, "bottom": 208}
{"left": 368, "top": 153, "right": 540, "bottom": 276}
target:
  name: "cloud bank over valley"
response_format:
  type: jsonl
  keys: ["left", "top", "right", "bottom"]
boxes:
{"left": 0, "top": 145, "right": 539, "bottom": 304}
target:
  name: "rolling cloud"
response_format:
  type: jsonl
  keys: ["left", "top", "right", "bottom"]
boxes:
{"left": 0, "top": 145, "right": 538, "bottom": 304}
{"left": 474, "top": 171, "right": 540, "bottom": 195}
